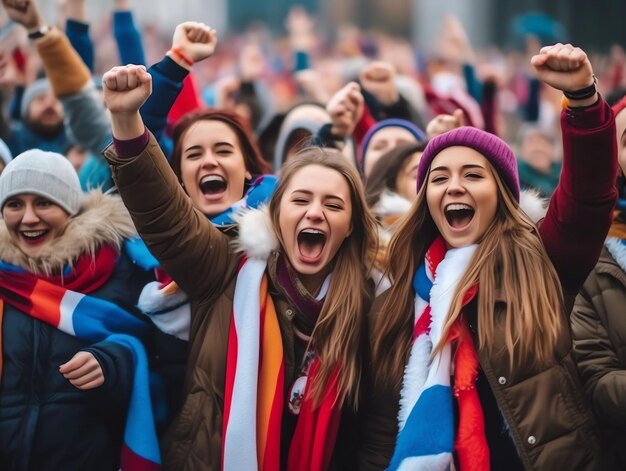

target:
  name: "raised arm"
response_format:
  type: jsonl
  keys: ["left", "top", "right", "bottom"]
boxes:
{"left": 102, "top": 60, "right": 236, "bottom": 303}
{"left": 141, "top": 21, "right": 215, "bottom": 144}
{"left": 112, "top": 0, "right": 145, "bottom": 66}
{"left": 532, "top": 43, "right": 618, "bottom": 295}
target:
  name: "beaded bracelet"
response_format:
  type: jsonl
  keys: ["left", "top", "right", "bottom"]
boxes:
{"left": 563, "top": 75, "right": 597, "bottom": 101}
{"left": 170, "top": 47, "right": 194, "bottom": 67}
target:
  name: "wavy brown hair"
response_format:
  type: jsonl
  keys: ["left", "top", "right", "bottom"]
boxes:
{"left": 269, "top": 147, "right": 379, "bottom": 409}
{"left": 372, "top": 163, "right": 566, "bottom": 388}
{"left": 169, "top": 109, "right": 270, "bottom": 181}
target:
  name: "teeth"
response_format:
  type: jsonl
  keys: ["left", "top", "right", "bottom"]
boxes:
{"left": 22, "top": 230, "right": 46, "bottom": 238}
{"left": 301, "top": 229, "right": 324, "bottom": 235}
{"left": 446, "top": 204, "right": 473, "bottom": 211}
{"left": 200, "top": 175, "right": 225, "bottom": 184}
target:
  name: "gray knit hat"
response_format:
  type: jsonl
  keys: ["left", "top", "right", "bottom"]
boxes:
{"left": 20, "top": 78, "right": 51, "bottom": 119}
{"left": 0, "top": 149, "right": 82, "bottom": 215}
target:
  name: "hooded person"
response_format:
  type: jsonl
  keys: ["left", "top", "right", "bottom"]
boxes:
{"left": 0, "top": 149, "right": 161, "bottom": 470}
{"left": 4, "top": 78, "right": 71, "bottom": 156}
{"left": 270, "top": 102, "right": 357, "bottom": 171}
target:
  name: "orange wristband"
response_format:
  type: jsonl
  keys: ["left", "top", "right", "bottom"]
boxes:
{"left": 170, "top": 47, "right": 194, "bottom": 67}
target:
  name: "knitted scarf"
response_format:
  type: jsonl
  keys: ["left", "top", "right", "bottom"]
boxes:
{"left": 389, "top": 236, "right": 489, "bottom": 471}
{"left": 136, "top": 175, "right": 279, "bottom": 340}
{"left": 0, "top": 245, "right": 161, "bottom": 471}
{"left": 221, "top": 250, "right": 341, "bottom": 471}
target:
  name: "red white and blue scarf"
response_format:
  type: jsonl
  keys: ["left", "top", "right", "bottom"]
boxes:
{"left": 389, "top": 236, "right": 489, "bottom": 471}
{"left": 0, "top": 245, "right": 161, "bottom": 471}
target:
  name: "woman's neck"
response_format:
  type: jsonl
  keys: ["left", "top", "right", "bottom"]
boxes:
{"left": 298, "top": 268, "right": 329, "bottom": 297}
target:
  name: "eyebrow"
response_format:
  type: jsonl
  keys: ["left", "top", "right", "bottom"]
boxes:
{"left": 291, "top": 189, "right": 346, "bottom": 203}
{"left": 430, "top": 163, "right": 486, "bottom": 172}
{"left": 184, "top": 142, "right": 235, "bottom": 153}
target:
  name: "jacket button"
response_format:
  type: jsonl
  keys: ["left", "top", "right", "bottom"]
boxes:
{"left": 285, "top": 308, "right": 294, "bottom": 319}
{"left": 498, "top": 376, "right": 506, "bottom": 385}
{"left": 528, "top": 435, "right": 536, "bottom": 446}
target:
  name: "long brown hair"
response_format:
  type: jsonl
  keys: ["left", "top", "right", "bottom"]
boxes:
{"left": 169, "top": 109, "right": 269, "bottom": 181}
{"left": 373, "top": 164, "right": 566, "bottom": 388}
{"left": 269, "top": 147, "right": 379, "bottom": 408}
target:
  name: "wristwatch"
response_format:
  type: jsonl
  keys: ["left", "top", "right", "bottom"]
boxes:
{"left": 28, "top": 25, "right": 50, "bottom": 40}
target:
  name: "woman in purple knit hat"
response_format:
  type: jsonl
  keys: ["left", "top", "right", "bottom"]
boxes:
{"left": 359, "top": 43, "right": 617, "bottom": 470}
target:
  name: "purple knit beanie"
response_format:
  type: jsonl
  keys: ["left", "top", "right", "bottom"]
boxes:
{"left": 417, "top": 126, "right": 520, "bottom": 201}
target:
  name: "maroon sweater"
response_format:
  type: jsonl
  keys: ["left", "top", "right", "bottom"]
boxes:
{"left": 540, "top": 98, "right": 617, "bottom": 295}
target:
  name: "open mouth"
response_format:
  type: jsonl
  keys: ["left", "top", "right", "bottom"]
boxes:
{"left": 199, "top": 175, "right": 227, "bottom": 195}
{"left": 20, "top": 230, "right": 49, "bottom": 243}
{"left": 444, "top": 203, "right": 475, "bottom": 229}
{"left": 297, "top": 229, "right": 327, "bottom": 261}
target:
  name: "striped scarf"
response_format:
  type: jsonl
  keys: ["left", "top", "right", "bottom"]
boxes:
{"left": 0, "top": 245, "right": 161, "bottom": 471}
{"left": 221, "top": 254, "right": 341, "bottom": 471}
{"left": 389, "top": 236, "right": 489, "bottom": 470}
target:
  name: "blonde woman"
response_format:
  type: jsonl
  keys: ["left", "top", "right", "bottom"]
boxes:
{"left": 100, "top": 59, "right": 379, "bottom": 470}
{"left": 360, "top": 43, "right": 617, "bottom": 470}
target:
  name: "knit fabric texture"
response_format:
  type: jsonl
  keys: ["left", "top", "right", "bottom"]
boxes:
{"left": 0, "top": 149, "right": 82, "bottom": 215}
{"left": 417, "top": 126, "right": 520, "bottom": 201}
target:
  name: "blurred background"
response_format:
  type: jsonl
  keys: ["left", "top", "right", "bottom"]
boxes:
{"left": 33, "top": 0, "right": 626, "bottom": 51}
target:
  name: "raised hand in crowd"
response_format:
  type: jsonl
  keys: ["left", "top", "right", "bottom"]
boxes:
{"left": 326, "top": 81, "right": 364, "bottom": 138}
{"left": 1, "top": 0, "right": 45, "bottom": 33}
{"left": 166, "top": 20, "right": 217, "bottom": 70}
{"left": 426, "top": 108, "right": 465, "bottom": 138}
{"left": 360, "top": 61, "right": 399, "bottom": 106}
{"left": 531, "top": 42, "right": 597, "bottom": 106}
{"left": 102, "top": 64, "right": 151, "bottom": 139}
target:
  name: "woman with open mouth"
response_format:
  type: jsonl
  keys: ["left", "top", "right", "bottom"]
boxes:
{"left": 0, "top": 149, "right": 157, "bottom": 469}
{"left": 102, "top": 58, "right": 379, "bottom": 471}
{"left": 360, "top": 44, "right": 617, "bottom": 470}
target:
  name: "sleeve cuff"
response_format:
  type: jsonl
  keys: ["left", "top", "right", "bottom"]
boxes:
{"left": 113, "top": 128, "right": 150, "bottom": 157}
{"left": 154, "top": 56, "right": 190, "bottom": 82}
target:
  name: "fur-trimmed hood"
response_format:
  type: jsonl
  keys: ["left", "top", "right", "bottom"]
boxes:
{"left": 0, "top": 190, "right": 137, "bottom": 274}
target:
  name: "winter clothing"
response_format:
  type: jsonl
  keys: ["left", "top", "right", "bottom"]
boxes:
{"left": 0, "top": 191, "right": 155, "bottom": 470}
{"left": 0, "top": 138, "right": 12, "bottom": 166}
{"left": 104, "top": 133, "right": 364, "bottom": 470}
{"left": 359, "top": 97, "right": 617, "bottom": 470}
{"left": 19, "top": 78, "right": 51, "bottom": 119}
{"left": 417, "top": 126, "right": 520, "bottom": 201}
{"left": 0, "top": 149, "right": 82, "bottom": 215}
{"left": 518, "top": 159, "right": 561, "bottom": 198}
{"left": 359, "top": 118, "right": 426, "bottom": 173}
{"left": 572, "top": 242, "right": 626, "bottom": 469}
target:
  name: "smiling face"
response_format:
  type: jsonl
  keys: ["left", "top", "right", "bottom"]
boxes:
{"left": 426, "top": 146, "right": 498, "bottom": 248}
{"left": 179, "top": 120, "right": 252, "bottom": 217}
{"left": 2, "top": 194, "right": 70, "bottom": 258}
{"left": 278, "top": 164, "right": 353, "bottom": 293}
{"left": 364, "top": 127, "right": 418, "bottom": 178}
{"left": 394, "top": 151, "right": 423, "bottom": 201}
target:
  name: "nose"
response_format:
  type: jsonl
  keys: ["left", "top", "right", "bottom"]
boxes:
{"left": 305, "top": 200, "right": 324, "bottom": 221}
{"left": 446, "top": 174, "right": 466, "bottom": 196}
{"left": 200, "top": 150, "right": 219, "bottom": 168}
{"left": 22, "top": 203, "right": 40, "bottom": 224}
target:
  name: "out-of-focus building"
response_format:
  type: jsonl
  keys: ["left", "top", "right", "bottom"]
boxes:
{"left": 36, "top": 0, "right": 626, "bottom": 52}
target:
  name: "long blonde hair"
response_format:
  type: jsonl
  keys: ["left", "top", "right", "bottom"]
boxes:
{"left": 270, "top": 147, "right": 379, "bottom": 408}
{"left": 372, "top": 164, "right": 566, "bottom": 388}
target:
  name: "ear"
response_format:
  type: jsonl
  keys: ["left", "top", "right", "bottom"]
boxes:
{"left": 245, "top": 171, "right": 253, "bottom": 180}
{"left": 345, "top": 222, "right": 353, "bottom": 238}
